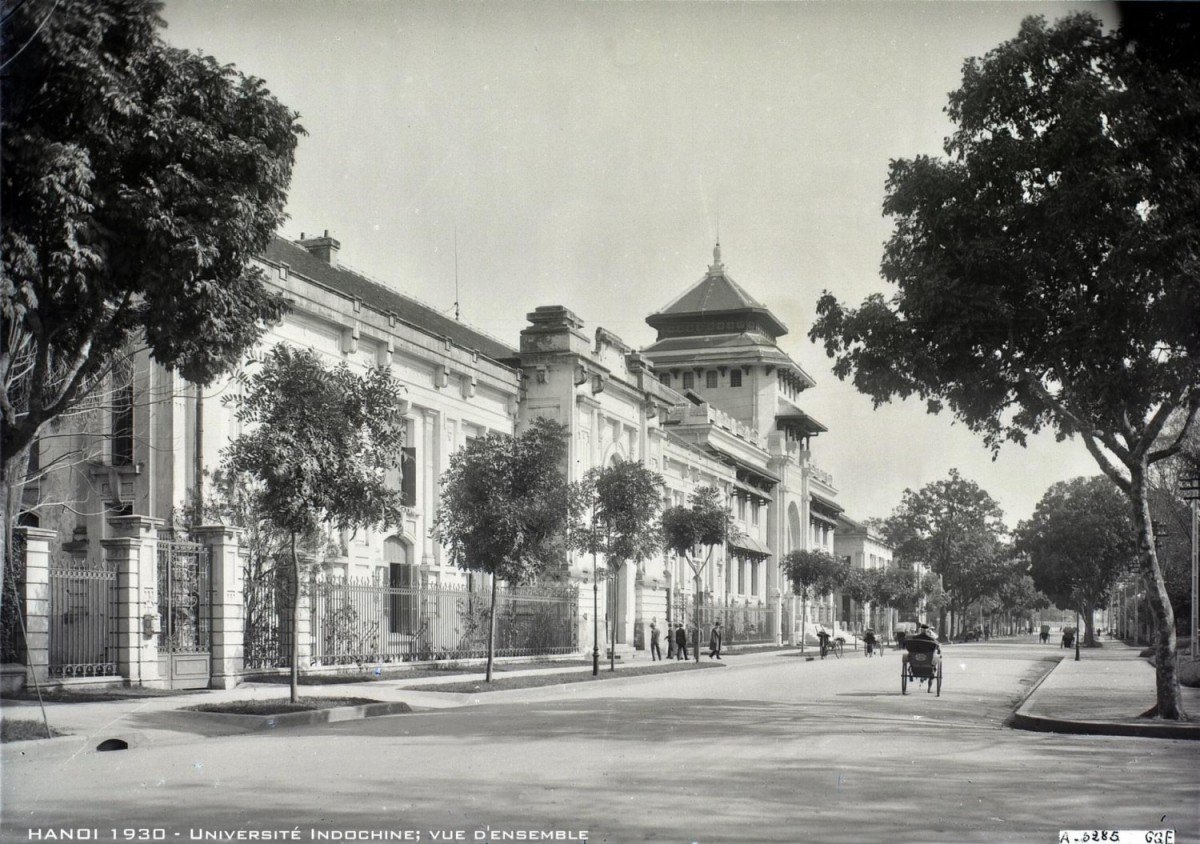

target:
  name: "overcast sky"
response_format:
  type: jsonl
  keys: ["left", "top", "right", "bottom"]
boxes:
{"left": 161, "top": 0, "right": 1117, "bottom": 528}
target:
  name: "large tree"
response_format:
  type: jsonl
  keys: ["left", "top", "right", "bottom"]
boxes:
{"left": 574, "top": 461, "right": 663, "bottom": 673}
{"left": 1, "top": 0, "right": 303, "bottom": 588}
{"left": 810, "top": 11, "right": 1200, "bottom": 718}
{"left": 1017, "top": 477, "right": 1136, "bottom": 647}
{"left": 431, "top": 419, "right": 576, "bottom": 682}
{"left": 881, "top": 470, "right": 1008, "bottom": 637}
{"left": 223, "top": 345, "right": 408, "bottom": 702}
{"left": 782, "top": 549, "right": 844, "bottom": 652}
{"left": 662, "top": 486, "right": 735, "bottom": 663}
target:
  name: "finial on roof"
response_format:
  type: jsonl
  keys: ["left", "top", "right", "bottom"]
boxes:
{"left": 710, "top": 240, "right": 723, "bottom": 273}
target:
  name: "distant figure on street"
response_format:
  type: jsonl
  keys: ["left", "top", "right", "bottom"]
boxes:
{"left": 649, "top": 621, "right": 662, "bottom": 661}
{"left": 666, "top": 623, "right": 676, "bottom": 659}
{"left": 709, "top": 621, "right": 722, "bottom": 659}
{"left": 675, "top": 623, "right": 689, "bottom": 661}
{"left": 863, "top": 628, "right": 878, "bottom": 657}
{"left": 817, "top": 628, "right": 832, "bottom": 658}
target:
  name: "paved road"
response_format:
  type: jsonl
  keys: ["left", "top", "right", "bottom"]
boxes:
{"left": 3, "top": 644, "right": 1197, "bottom": 843}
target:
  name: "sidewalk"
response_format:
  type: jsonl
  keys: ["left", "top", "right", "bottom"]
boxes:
{"left": 1013, "top": 641, "right": 1200, "bottom": 740}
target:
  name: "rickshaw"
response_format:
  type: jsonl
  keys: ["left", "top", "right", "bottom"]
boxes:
{"left": 901, "top": 632, "right": 942, "bottom": 696}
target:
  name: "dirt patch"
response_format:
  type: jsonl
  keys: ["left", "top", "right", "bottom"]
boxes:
{"left": 186, "top": 697, "right": 381, "bottom": 716}
{"left": 411, "top": 660, "right": 725, "bottom": 693}
{"left": 1, "top": 718, "right": 65, "bottom": 742}
{"left": 244, "top": 659, "right": 594, "bottom": 685}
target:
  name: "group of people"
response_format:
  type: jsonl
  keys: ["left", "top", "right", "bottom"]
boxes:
{"left": 648, "top": 620, "right": 723, "bottom": 661}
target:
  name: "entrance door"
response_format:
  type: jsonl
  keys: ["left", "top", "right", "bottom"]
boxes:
{"left": 156, "top": 540, "right": 212, "bottom": 689}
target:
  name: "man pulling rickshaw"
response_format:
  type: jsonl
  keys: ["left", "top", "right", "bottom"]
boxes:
{"left": 901, "top": 623, "right": 942, "bottom": 696}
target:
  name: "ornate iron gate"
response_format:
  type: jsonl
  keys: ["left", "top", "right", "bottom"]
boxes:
{"left": 48, "top": 556, "right": 118, "bottom": 677}
{"left": 156, "top": 540, "right": 212, "bottom": 689}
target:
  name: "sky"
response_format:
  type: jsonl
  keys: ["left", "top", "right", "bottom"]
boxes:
{"left": 160, "top": 0, "right": 1117, "bottom": 528}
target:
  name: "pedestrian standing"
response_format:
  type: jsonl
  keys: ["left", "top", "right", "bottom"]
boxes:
{"left": 675, "top": 623, "right": 689, "bottom": 661}
{"left": 708, "top": 621, "right": 722, "bottom": 659}
{"left": 650, "top": 621, "right": 662, "bottom": 661}
{"left": 666, "top": 622, "right": 676, "bottom": 659}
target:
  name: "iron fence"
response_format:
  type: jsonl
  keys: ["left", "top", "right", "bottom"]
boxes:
{"left": 48, "top": 556, "right": 118, "bottom": 677}
{"left": 669, "top": 593, "right": 782, "bottom": 647}
{"left": 307, "top": 577, "right": 579, "bottom": 667}
{"left": 243, "top": 566, "right": 294, "bottom": 670}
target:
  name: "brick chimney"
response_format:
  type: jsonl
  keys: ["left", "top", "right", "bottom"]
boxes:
{"left": 298, "top": 230, "right": 341, "bottom": 267}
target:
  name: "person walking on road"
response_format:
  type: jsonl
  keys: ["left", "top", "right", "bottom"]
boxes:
{"left": 650, "top": 621, "right": 662, "bottom": 661}
{"left": 708, "top": 621, "right": 722, "bottom": 659}
{"left": 675, "top": 622, "right": 689, "bottom": 661}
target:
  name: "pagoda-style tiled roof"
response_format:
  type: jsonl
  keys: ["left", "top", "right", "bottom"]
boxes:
{"left": 646, "top": 243, "right": 788, "bottom": 339}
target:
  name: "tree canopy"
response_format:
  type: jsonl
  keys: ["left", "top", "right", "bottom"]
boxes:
{"left": 431, "top": 418, "right": 575, "bottom": 681}
{"left": 1016, "top": 476, "right": 1135, "bottom": 644}
{"left": 661, "top": 486, "right": 735, "bottom": 569}
{"left": 223, "top": 344, "right": 408, "bottom": 701}
{"left": 808, "top": 11, "right": 1198, "bottom": 716}
{"left": 1, "top": 0, "right": 303, "bottom": 545}
{"left": 575, "top": 460, "right": 663, "bottom": 570}
{"left": 882, "top": 469, "right": 1008, "bottom": 628}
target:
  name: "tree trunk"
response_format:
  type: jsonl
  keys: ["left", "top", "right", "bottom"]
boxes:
{"left": 289, "top": 531, "right": 300, "bottom": 704}
{"left": 800, "top": 590, "right": 807, "bottom": 654}
{"left": 1, "top": 447, "right": 32, "bottom": 636}
{"left": 1083, "top": 603, "right": 1097, "bottom": 647}
{"left": 1130, "top": 465, "right": 1185, "bottom": 719}
{"left": 486, "top": 572, "right": 497, "bottom": 683}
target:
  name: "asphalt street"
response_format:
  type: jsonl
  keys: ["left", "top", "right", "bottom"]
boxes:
{"left": 3, "top": 644, "right": 1197, "bottom": 843}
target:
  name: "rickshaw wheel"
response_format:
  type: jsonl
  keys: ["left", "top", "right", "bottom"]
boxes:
{"left": 936, "top": 663, "right": 943, "bottom": 697}
{"left": 901, "top": 664, "right": 908, "bottom": 695}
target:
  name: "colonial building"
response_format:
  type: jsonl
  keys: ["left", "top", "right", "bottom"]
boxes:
{"left": 834, "top": 514, "right": 896, "bottom": 635}
{"left": 9, "top": 233, "right": 847, "bottom": 690}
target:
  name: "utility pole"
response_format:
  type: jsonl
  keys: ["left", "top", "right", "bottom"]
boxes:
{"left": 1180, "top": 472, "right": 1199, "bottom": 662}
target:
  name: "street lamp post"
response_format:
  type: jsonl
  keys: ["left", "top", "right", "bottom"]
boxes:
{"left": 1180, "top": 472, "right": 1199, "bottom": 663}
{"left": 592, "top": 546, "right": 599, "bottom": 677}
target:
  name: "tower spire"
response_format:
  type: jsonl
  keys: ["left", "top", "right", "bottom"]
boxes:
{"left": 709, "top": 239, "right": 724, "bottom": 274}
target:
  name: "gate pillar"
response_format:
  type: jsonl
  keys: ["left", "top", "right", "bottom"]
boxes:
{"left": 15, "top": 526, "right": 56, "bottom": 686}
{"left": 195, "top": 525, "right": 242, "bottom": 689}
{"left": 104, "top": 515, "right": 164, "bottom": 688}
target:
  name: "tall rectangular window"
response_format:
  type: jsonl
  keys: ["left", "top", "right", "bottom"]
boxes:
{"left": 706, "top": 371, "right": 718, "bottom": 389}
{"left": 737, "top": 561, "right": 745, "bottom": 594}
{"left": 730, "top": 369, "right": 742, "bottom": 388}
{"left": 751, "top": 561, "right": 760, "bottom": 596}
{"left": 660, "top": 372, "right": 671, "bottom": 386}
{"left": 111, "top": 380, "right": 134, "bottom": 466}
{"left": 401, "top": 447, "right": 417, "bottom": 507}
{"left": 682, "top": 372, "right": 694, "bottom": 390}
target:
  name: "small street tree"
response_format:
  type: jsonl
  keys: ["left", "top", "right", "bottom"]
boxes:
{"left": 809, "top": 11, "right": 1200, "bottom": 718}
{"left": 431, "top": 419, "right": 576, "bottom": 682}
{"left": 782, "top": 549, "right": 842, "bottom": 652}
{"left": 1017, "top": 477, "right": 1136, "bottom": 647}
{"left": 1, "top": 0, "right": 303, "bottom": 596}
{"left": 662, "top": 486, "right": 735, "bottom": 663}
{"left": 573, "top": 461, "right": 663, "bottom": 673}
{"left": 223, "top": 345, "right": 407, "bottom": 702}
{"left": 881, "top": 471, "right": 1008, "bottom": 637}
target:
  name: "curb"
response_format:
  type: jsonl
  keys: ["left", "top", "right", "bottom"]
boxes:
{"left": 180, "top": 700, "right": 413, "bottom": 731}
{"left": 1010, "top": 656, "right": 1200, "bottom": 741}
